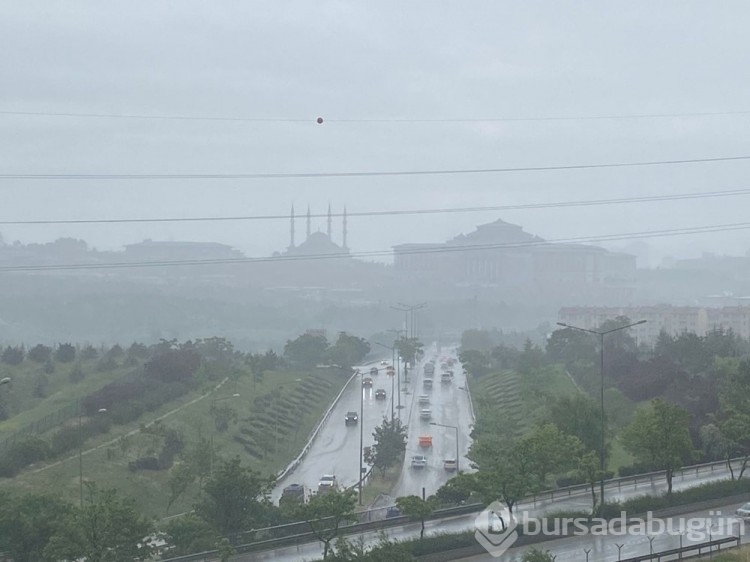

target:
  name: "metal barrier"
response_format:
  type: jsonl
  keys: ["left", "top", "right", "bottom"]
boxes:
{"left": 621, "top": 535, "right": 739, "bottom": 561}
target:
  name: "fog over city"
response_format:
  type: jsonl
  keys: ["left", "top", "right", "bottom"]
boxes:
{"left": 2, "top": 1, "right": 750, "bottom": 266}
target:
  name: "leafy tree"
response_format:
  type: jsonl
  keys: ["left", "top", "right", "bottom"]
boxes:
{"left": 546, "top": 327, "right": 596, "bottom": 366}
{"left": 28, "top": 344, "right": 52, "bottom": 363}
{"left": 2, "top": 345, "right": 24, "bottom": 365}
{"left": 458, "top": 349, "right": 490, "bottom": 377}
{"left": 395, "top": 495, "right": 433, "bottom": 539}
{"left": 328, "top": 332, "right": 370, "bottom": 370}
{"left": 468, "top": 436, "right": 534, "bottom": 514}
{"left": 718, "top": 413, "right": 750, "bottom": 479}
{"left": 394, "top": 337, "right": 423, "bottom": 366}
{"left": 303, "top": 488, "right": 357, "bottom": 559}
{"left": 526, "top": 423, "right": 582, "bottom": 488}
{"left": 365, "top": 418, "right": 408, "bottom": 477}
{"left": 284, "top": 333, "right": 329, "bottom": 368}
{"left": 162, "top": 514, "right": 217, "bottom": 556}
{"left": 210, "top": 402, "right": 238, "bottom": 432}
{"left": 548, "top": 394, "right": 607, "bottom": 460}
{"left": 433, "top": 472, "right": 474, "bottom": 506}
{"left": 247, "top": 350, "right": 282, "bottom": 391}
{"left": 80, "top": 345, "right": 98, "bottom": 360}
{"left": 42, "top": 359, "right": 55, "bottom": 374}
{"left": 145, "top": 347, "right": 201, "bottom": 383}
{"left": 44, "top": 484, "right": 154, "bottom": 562}
{"left": 55, "top": 343, "right": 76, "bottom": 363}
{"left": 127, "top": 342, "right": 149, "bottom": 360}
{"left": 194, "top": 457, "right": 274, "bottom": 536}
{"left": 517, "top": 339, "right": 546, "bottom": 374}
{"left": 621, "top": 399, "right": 696, "bottom": 493}
{"left": 576, "top": 450, "right": 602, "bottom": 514}
{"left": 33, "top": 374, "right": 49, "bottom": 398}
{"left": 0, "top": 492, "right": 72, "bottom": 562}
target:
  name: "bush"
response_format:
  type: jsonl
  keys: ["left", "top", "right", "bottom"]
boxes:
{"left": 43, "top": 359, "right": 55, "bottom": 374}
{"left": 622, "top": 478, "right": 750, "bottom": 514}
{"left": 33, "top": 374, "right": 49, "bottom": 398}
{"left": 128, "top": 456, "right": 161, "bottom": 471}
{"left": 0, "top": 436, "right": 50, "bottom": 476}
{"left": 55, "top": 343, "right": 76, "bottom": 363}
{"left": 1, "top": 346, "right": 24, "bottom": 365}
{"left": 80, "top": 345, "right": 98, "bottom": 360}
{"left": 619, "top": 462, "right": 656, "bottom": 477}
{"left": 28, "top": 344, "right": 52, "bottom": 363}
{"left": 69, "top": 363, "right": 85, "bottom": 383}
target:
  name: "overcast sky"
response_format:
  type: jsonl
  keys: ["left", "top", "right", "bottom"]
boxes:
{"left": 2, "top": 1, "right": 750, "bottom": 267}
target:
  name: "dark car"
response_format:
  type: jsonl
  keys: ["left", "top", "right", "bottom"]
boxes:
{"left": 280, "top": 483, "right": 305, "bottom": 505}
{"left": 363, "top": 377, "right": 373, "bottom": 387}
{"left": 386, "top": 506, "right": 402, "bottom": 518}
{"left": 370, "top": 367, "right": 379, "bottom": 376}
{"left": 375, "top": 388, "right": 386, "bottom": 400}
{"left": 345, "top": 411, "right": 359, "bottom": 425}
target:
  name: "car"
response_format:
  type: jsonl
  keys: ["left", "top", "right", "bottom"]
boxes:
{"left": 418, "top": 435, "right": 432, "bottom": 447}
{"left": 318, "top": 475, "right": 337, "bottom": 492}
{"left": 386, "top": 506, "right": 402, "bottom": 518}
{"left": 737, "top": 502, "right": 750, "bottom": 519}
{"left": 423, "top": 378, "right": 433, "bottom": 388}
{"left": 443, "top": 459, "right": 457, "bottom": 472}
{"left": 280, "top": 483, "right": 306, "bottom": 505}
{"left": 418, "top": 395, "right": 430, "bottom": 405}
{"left": 381, "top": 360, "right": 388, "bottom": 365}
{"left": 363, "top": 377, "right": 373, "bottom": 387}
{"left": 370, "top": 367, "right": 379, "bottom": 376}
{"left": 441, "top": 373, "right": 452, "bottom": 383}
{"left": 411, "top": 455, "right": 427, "bottom": 469}
{"left": 420, "top": 408, "right": 432, "bottom": 420}
{"left": 375, "top": 388, "right": 386, "bottom": 400}
{"left": 345, "top": 411, "right": 358, "bottom": 425}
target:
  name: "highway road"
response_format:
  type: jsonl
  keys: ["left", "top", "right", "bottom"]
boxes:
{"left": 270, "top": 358, "right": 395, "bottom": 504}
{"left": 242, "top": 459, "right": 743, "bottom": 561}
{"left": 462, "top": 502, "right": 746, "bottom": 561}
{"left": 388, "top": 344, "right": 475, "bottom": 501}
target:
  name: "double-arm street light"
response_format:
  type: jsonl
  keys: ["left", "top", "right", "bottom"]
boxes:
{"left": 374, "top": 342, "right": 398, "bottom": 420}
{"left": 430, "top": 422, "right": 459, "bottom": 472}
{"left": 556, "top": 319, "right": 646, "bottom": 513}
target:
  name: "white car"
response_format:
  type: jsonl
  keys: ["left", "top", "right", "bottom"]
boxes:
{"left": 420, "top": 408, "right": 432, "bottom": 420}
{"left": 737, "top": 502, "right": 750, "bottom": 519}
{"left": 318, "top": 474, "right": 337, "bottom": 492}
{"left": 418, "top": 395, "right": 430, "bottom": 405}
{"left": 411, "top": 455, "right": 427, "bottom": 469}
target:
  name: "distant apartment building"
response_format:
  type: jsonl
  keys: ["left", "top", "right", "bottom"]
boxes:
{"left": 558, "top": 305, "right": 750, "bottom": 344}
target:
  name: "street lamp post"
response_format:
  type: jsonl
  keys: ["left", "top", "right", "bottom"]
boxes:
{"left": 358, "top": 369, "right": 364, "bottom": 506}
{"left": 375, "top": 342, "right": 398, "bottom": 421}
{"left": 430, "top": 422, "right": 459, "bottom": 472}
{"left": 557, "top": 319, "right": 646, "bottom": 514}
{"left": 79, "top": 406, "right": 108, "bottom": 508}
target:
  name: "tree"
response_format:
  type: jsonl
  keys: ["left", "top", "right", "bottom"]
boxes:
{"left": 394, "top": 337, "right": 423, "bottom": 366}
{"left": 576, "top": 450, "right": 602, "bottom": 514}
{"left": 433, "top": 472, "right": 474, "bottom": 506}
{"left": 284, "top": 333, "right": 329, "bottom": 368}
{"left": 28, "top": 344, "right": 52, "bottom": 363}
{"left": 328, "top": 332, "right": 370, "bottom": 370}
{"left": 458, "top": 349, "right": 490, "bottom": 378}
{"left": 194, "top": 457, "right": 274, "bottom": 536}
{"left": 546, "top": 327, "right": 596, "bottom": 366}
{"left": 68, "top": 362, "right": 85, "bottom": 383}
{"left": 162, "top": 515, "right": 217, "bottom": 557}
{"left": 621, "top": 399, "right": 696, "bottom": 493}
{"left": 468, "top": 437, "right": 535, "bottom": 514}
{"left": 365, "top": 417, "right": 408, "bottom": 477}
{"left": 2, "top": 345, "right": 24, "bottom": 365}
{"left": 247, "top": 350, "right": 282, "bottom": 391}
{"left": 80, "top": 345, "right": 98, "bottom": 360}
{"left": 303, "top": 488, "right": 357, "bottom": 559}
{"left": 0, "top": 492, "right": 71, "bottom": 562}
{"left": 525, "top": 423, "right": 582, "bottom": 489}
{"left": 395, "top": 495, "right": 433, "bottom": 539}
{"left": 55, "top": 343, "right": 76, "bottom": 363}
{"left": 548, "top": 394, "right": 607, "bottom": 460}
{"left": 43, "top": 485, "right": 154, "bottom": 562}
{"left": 718, "top": 413, "right": 750, "bottom": 479}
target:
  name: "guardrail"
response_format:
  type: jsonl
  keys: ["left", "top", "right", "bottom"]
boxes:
{"left": 274, "top": 367, "right": 361, "bottom": 484}
{"left": 621, "top": 535, "right": 739, "bottom": 561}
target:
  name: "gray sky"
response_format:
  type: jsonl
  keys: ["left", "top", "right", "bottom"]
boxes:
{"left": 2, "top": 1, "right": 750, "bottom": 267}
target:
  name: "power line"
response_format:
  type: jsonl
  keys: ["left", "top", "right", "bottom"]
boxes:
{"left": 1, "top": 221, "right": 748, "bottom": 273}
{"left": 0, "top": 187, "right": 748, "bottom": 226}
{"left": 2, "top": 155, "right": 750, "bottom": 181}
{"left": 3, "top": 108, "right": 750, "bottom": 123}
